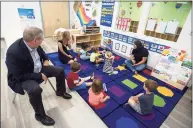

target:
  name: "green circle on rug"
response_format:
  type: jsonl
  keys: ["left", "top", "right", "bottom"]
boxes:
{"left": 153, "top": 94, "right": 166, "bottom": 107}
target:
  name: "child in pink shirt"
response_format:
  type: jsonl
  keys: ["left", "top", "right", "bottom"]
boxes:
{"left": 88, "top": 79, "right": 110, "bottom": 109}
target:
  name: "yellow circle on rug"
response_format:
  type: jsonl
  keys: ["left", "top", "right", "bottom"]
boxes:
{"left": 157, "top": 86, "right": 174, "bottom": 97}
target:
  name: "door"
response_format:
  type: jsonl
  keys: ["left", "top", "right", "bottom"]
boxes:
{"left": 41, "top": 2, "right": 69, "bottom": 37}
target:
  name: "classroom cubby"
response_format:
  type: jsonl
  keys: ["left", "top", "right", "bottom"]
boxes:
{"left": 129, "top": 20, "right": 139, "bottom": 33}
{"left": 71, "top": 33, "right": 102, "bottom": 52}
{"left": 144, "top": 27, "right": 182, "bottom": 42}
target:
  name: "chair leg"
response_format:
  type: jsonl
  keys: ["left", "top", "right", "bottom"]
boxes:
{"left": 12, "top": 93, "right": 17, "bottom": 103}
{"left": 48, "top": 79, "right": 55, "bottom": 91}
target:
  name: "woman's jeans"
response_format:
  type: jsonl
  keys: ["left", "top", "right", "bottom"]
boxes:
{"left": 124, "top": 59, "right": 146, "bottom": 72}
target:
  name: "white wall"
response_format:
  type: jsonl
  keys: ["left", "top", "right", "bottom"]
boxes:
{"left": 176, "top": 10, "right": 192, "bottom": 53}
{"left": 1, "top": 2, "right": 43, "bottom": 48}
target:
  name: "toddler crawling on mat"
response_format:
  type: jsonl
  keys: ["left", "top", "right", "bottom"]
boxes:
{"left": 88, "top": 79, "right": 110, "bottom": 109}
{"left": 125, "top": 79, "right": 158, "bottom": 115}
{"left": 67, "top": 62, "right": 94, "bottom": 91}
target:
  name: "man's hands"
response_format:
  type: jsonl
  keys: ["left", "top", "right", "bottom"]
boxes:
{"left": 43, "top": 60, "right": 49, "bottom": 66}
{"left": 41, "top": 73, "right": 48, "bottom": 84}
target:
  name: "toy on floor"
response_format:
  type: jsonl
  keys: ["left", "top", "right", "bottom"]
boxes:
{"left": 125, "top": 79, "right": 158, "bottom": 115}
{"left": 88, "top": 79, "right": 110, "bottom": 109}
{"left": 66, "top": 62, "right": 93, "bottom": 91}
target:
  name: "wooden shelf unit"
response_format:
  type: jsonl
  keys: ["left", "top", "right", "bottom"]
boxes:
{"left": 144, "top": 26, "right": 182, "bottom": 42}
{"left": 71, "top": 33, "right": 102, "bottom": 52}
{"left": 129, "top": 20, "right": 139, "bottom": 33}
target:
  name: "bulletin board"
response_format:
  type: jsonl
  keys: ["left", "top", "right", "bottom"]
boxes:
{"left": 116, "top": 1, "right": 143, "bottom": 33}
{"left": 100, "top": 0, "right": 115, "bottom": 27}
{"left": 151, "top": 48, "right": 192, "bottom": 90}
{"left": 145, "top": 2, "right": 192, "bottom": 42}
{"left": 103, "top": 30, "right": 168, "bottom": 54}
{"left": 149, "top": 2, "right": 192, "bottom": 27}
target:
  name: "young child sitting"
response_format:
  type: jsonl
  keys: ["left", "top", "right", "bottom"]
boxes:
{"left": 79, "top": 43, "right": 90, "bottom": 60}
{"left": 88, "top": 79, "right": 110, "bottom": 109}
{"left": 67, "top": 62, "right": 94, "bottom": 91}
{"left": 90, "top": 47, "right": 104, "bottom": 64}
{"left": 103, "top": 51, "right": 115, "bottom": 74}
{"left": 126, "top": 79, "right": 158, "bottom": 115}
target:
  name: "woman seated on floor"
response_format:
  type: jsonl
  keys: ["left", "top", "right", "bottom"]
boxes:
{"left": 58, "top": 31, "right": 77, "bottom": 64}
{"left": 123, "top": 40, "right": 149, "bottom": 74}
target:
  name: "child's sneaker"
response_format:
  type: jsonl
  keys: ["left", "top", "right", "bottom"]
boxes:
{"left": 121, "top": 63, "right": 126, "bottom": 67}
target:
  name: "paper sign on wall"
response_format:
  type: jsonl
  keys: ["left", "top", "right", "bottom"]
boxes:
{"left": 155, "top": 21, "right": 167, "bottom": 34}
{"left": 165, "top": 21, "right": 179, "bottom": 34}
{"left": 115, "top": 43, "right": 120, "bottom": 50}
{"left": 17, "top": 8, "right": 36, "bottom": 31}
{"left": 100, "top": 0, "right": 115, "bottom": 27}
{"left": 121, "top": 45, "right": 127, "bottom": 53}
{"left": 146, "top": 19, "right": 156, "bottom": 31}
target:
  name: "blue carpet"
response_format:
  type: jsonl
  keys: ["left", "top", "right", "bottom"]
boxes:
{"left": 47, "top": 50, "right": 187, "bottom": 128}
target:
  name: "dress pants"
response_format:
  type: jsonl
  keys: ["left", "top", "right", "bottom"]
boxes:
{"left": 21, "top": 66, "right": 66, "bottom": 116}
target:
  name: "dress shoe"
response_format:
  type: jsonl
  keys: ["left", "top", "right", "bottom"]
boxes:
{"left": 56, "top": 92, "right": 72, "bottom": 99}
{"left": 35, "top": 115, "right": 55, "bottom": 126}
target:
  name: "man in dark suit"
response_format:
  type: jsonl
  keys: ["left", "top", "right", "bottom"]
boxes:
{"left": 6, "top": 27, "right": 72, "bottom": 126}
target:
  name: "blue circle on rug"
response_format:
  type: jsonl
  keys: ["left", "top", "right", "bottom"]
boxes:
{"left": 116, "top": 117, "right": 139, "bottom": 128}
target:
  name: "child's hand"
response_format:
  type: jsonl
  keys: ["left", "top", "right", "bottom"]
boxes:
{"left": 106, "top": 96, "right": 110, "bottom": 100}
{"left": 68, "top": 55, "right": 73, "bottom": 58}
{"left": 91, "top": 75, "right": 94, "bottom": 80}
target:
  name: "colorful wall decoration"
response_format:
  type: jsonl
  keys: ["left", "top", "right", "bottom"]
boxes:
{"left": 103, "top": 30, "right": 169, "bottom": 54}
{"left": 100, "top": 0, "right": 115, "bottom": 27}
{"left": 118, "top": 1, "right": 143, "bottom": 22}
{"left": 116, "top": 1, "right": 143, "bottom": 32}
{"left": 152, "top": 48, "right": 192, "bottom": 90}
{"left": 73, "top": 2, "right": 96, "bottom": 27}
{"left": 17, "top": 8, "right": 36, "bottom": 31}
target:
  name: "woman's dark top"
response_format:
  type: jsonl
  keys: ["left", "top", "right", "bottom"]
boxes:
{"left": 132, "top": 47, "right": 149, "bottom": 64}
{"left": 58, "top": 40, "right": 71, "bottom": 64}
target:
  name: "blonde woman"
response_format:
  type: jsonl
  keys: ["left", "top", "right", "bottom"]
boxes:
{"left": 58, "top": 31, "right": 77, "bottom": 64}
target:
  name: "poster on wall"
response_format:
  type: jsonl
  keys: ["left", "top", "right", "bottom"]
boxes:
{"left": 115, "top": 43, "right": 120, "bottom": 50}
{"left": 71, "top": 1, "right": 101, "bottom": 28}
{"left": 100, "top": 0, "right": 115, "bottom": 27}
{"left": 121, "top": 45, "right": 127, "bottom": 53}
{"left": 152, "top": 48, "right": 192, "bottom": 90}
{"left": 17, "top": 8, "right": 36, "bottom": 31}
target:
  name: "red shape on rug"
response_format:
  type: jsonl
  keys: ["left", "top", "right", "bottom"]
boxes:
{"left": 143, "top": 69, "right": 151, "bottom": 75}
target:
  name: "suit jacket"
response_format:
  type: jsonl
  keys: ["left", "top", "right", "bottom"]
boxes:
{"left": 6, "top": 38, "right": 48, "bottom": 95}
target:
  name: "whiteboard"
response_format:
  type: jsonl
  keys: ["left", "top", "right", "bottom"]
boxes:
{"left": 146, "top": 19, "right": 156, "bottom": 31}
{"left": 155, "top": 21, "right": 167, "bottom": 33}
{"left": 165, "top": 21, "right": 179, "bottom": 34}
